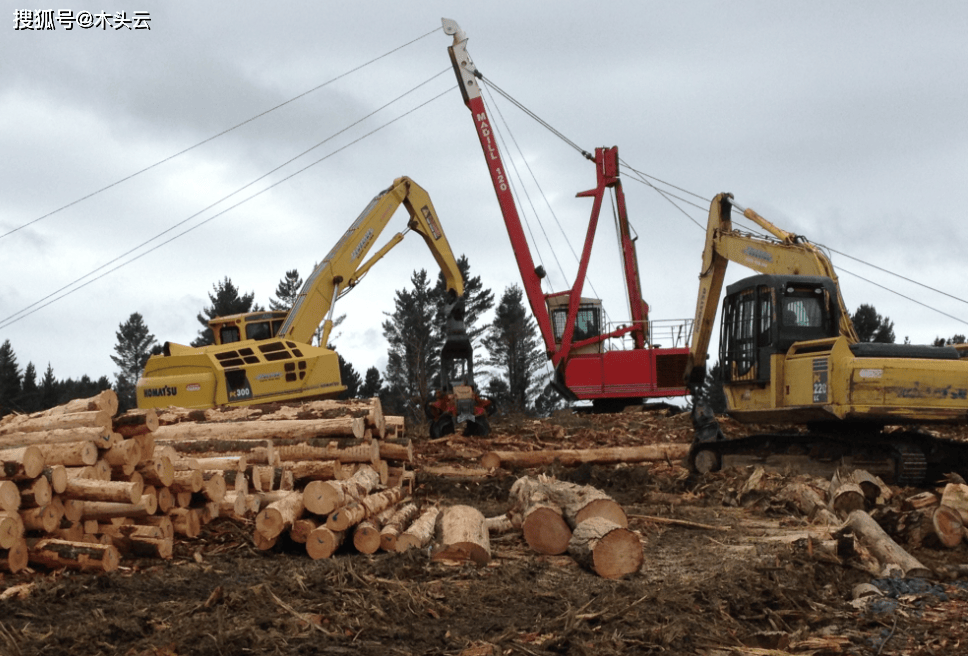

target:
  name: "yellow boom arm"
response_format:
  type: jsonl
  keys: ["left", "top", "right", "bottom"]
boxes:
{"left": 686, "top": 192, "right": 858, "bottom": 386}
{"left": 278, "top": 176, "right": 465, "bottom": 345}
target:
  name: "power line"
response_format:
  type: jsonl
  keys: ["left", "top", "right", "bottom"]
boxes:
{"left": 0, "top": 81, "right": 457, "bottom": 330}
{"left": 0, "top": 25, "right": 443, "bottom": 242}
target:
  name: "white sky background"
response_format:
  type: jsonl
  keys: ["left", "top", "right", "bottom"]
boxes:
{"left": 1, "top": 2, "right": 967, "bottom": 392}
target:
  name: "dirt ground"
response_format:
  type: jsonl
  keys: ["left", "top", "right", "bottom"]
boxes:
{"left": 3, "top": 409, "right": 968, "bottom": 656}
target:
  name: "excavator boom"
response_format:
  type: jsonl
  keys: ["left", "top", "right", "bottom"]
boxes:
{"left": 137, "top": 177, "right": 488, "bottom": 436}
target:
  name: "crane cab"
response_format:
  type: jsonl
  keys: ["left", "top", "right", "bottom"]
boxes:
{"left": 546, "top": 293, "right": 603, "bottom": 355}
{"left": 719, "top": 274, "right": 839, "bottom": 385}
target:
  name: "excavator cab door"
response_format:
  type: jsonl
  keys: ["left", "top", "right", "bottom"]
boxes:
{"left": 720, "top": 283, "right": 774, "bottom": 385}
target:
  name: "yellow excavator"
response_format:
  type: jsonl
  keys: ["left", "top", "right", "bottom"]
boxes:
{"left": 137, "top": 177, "right": 490, "bottom": 436}
{"left": 685, "top": 193, "right": 968, "bottom": 484}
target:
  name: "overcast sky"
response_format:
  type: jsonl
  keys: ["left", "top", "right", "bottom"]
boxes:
{"left": 2, "top": 2, "right": 967, "bottom": 394}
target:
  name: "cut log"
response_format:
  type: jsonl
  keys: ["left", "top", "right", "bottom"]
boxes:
{"left": 0, "top": 427, "right": 114, "bottom": 449}
{"left": 255, "top": 491, "right": 304, "bottom": 540}
{"left": 289, "top": 517, "right": 318, "bottom": 544}
{"left": 353, "top": 507, "right": 394, "bottom": 555}
{"left": 0, "top": 446, "right": 45, "bottom": 480}
{"left": 303, "top": 465, "right": 380, "bottom": 516}
{"left": 432, "top": 505, "right": 490, "bottom": 565}
{"left": 29, "top": 538, "right": 120, "bottom": 572}
{"left": 101, "top": 440, "right": 142, "bottom": 471}
{"left": 79, "top": 494, "right": 157, "bottom": 521}
{"left": 276, "top": 440, "right": 379, "bottom": 465}
{"left": 378, "top": 440, "right": 413, "bottom": 464}
{"left": 781, "top": 480, "right": 839, "bottom": 525}
{"left": 18, "top": 476, "right": 52, "bottom": 508}
{"left": 940, "top": 483, "right": 968, "bottom": 523}
{"left": 152, "top": 417, "right": 366, "bottom": 442}
{"left": 218, "top": 491, "right": 248, "bottom": 518}
{"left": 0, "top": 511, "right": 25, "bottom": 549}
{"left": 201, "top": 471, "right": 227, "bottom": 503}
{"left": 932, "top": 505, "right": 964, "bottom": 548}
{"left": 64, "top": 478, "right": 143, "bottom": 504}
{"left": 193, "top": 456, "right": 245, "bottom": 471}
{"left": 137, "top": 457, "right": 175, "bottom": 488}
{"left": 287, "top": 460, "right": 345, "bottom": 482}
{"left": 481, "top": 443, "right": 688, "bottom": 469}
{"left": 169, "top": 508, "right": 201, "bottom": 538}
{"left": 305, "top": 526, "right": 345, "bottom": 559}
{"left": 0, "top": 480, "right": 20, "bottom": 512}
{"left": 0, "top": 409, "right": 113, "bottom": 436}
{"left": 60, "top": 497, "right": 85, "bottom": 523}
{"left": 484, "top": 514, "right": 515, "bottom": 534}
{"left": 902, "top": 491, "right": 940, "bottom": 512}
{"left": 44, "top": 390, "right": 118, "bottom": 416}
{"left": 34, "top": 441, "right": 100, "bottom": 467}
{"left": 21, "top": 505, "right": 60, "bottom": 532}
{"left": 112, "top": 408, "right": 159, "bottom": 437}
{"left": 380, "top": 502, "right": 420, "bottom": 552}
{"left": 842, "top": 509, "right": 931, "bottom": 577}
{"left": 0, "top": 537, "right": 28, "bottom": 573}
{"left": 828, "top": 469, "right": 867, "bottom": 519}
{"left": 517, "top": 477, "right": 627, "bottom": 530}
{"left": 326, "top": 487, "right": 406, "bottom": 532}
{"left": 41, "top": 465, "right": 68, "bottom": 495}
{"left": 169, "top": 470, "right": 203, "bottom": 495}
{"left": 567, "top": 517, "right": 644, "bottom": 579}
{"left": 395, "top": 506, "right": 440, "bottom": 552}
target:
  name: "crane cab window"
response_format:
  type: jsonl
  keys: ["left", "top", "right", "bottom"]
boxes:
{"left": 551, "top": 304, "right": 602, "bottom": 344}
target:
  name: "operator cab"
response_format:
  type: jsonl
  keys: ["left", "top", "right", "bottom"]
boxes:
{"left": 546, "top": 293, "right": 603, "bottom": 354}
{"left": 719, "top": 274, "right": 838, "bottom": 384}
{"left": 210, "top": 311, "right": 289, "bottom": 345}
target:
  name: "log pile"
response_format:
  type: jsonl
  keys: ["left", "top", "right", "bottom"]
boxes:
{"left": 501, "top": 474, "right": 643, "bottom": 578}
{"left": 0, "top": 394, "right": 418, "bottom": 572}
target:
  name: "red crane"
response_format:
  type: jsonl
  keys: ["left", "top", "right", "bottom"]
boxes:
{"left": 443, "top": 19, "right": 691, "bottom": 410}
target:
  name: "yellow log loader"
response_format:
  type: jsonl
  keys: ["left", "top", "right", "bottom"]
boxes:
{"left": 686, "top": 193, "right": 968, "bottom": 484}
{"left": 137, "top": 177, "right": 490, "bottom": 436}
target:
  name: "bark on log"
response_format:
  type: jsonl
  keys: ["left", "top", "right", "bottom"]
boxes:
{"left": 152, "top": 417, "right": 365, "bottom": 442}
{"left": 255, "top": 491, "right": 304, "bottom": 540}
{"left": 485, "top": 514, "right": 515, "bottom": 534}
{"left": 515, "top": 477, "right": 627, "bottom": 530}
{"left": 380, "top": 502, "right": 420, "bottom": 552}
{"left": 432, "top": 505, "right": 490, "bottom": 565}
{"left": 325, "top": 487, "right": 405, "bottom": 532}
{"left": 842, "top": 509, "right": 931, "bottom": 577}
{"left": 481, "top": 443, "right": 688, "bottom": 469}
{"left": 781, "top": 480, "right": 840, "bottom": 525}
{"left": 303, "top": 465, "right": 380, "bottom": 516}
{"left": 396, "top": 506, "right": 440, "bottom": 552}
{"left": 567, "top": 517, "right": 644, "bottom": 579}
{"left": 305, "top": 526, "right": 344, "bottom": 559}
{"left": 29, "top": 538, "right": 120, "bottom": 572}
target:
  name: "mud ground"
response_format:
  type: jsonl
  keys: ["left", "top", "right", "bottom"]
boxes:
{"left": 3, "top": 409, "right": 968, "bottom": 656}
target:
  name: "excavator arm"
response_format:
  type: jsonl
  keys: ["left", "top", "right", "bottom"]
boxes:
{"left": 686, "top": 192, "right": 858, "bottom": 390}
{"left": 278, "top": 176, "right": 464, "bottom": 346}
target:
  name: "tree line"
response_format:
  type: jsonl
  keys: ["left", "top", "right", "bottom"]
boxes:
{"left": 0, "top": 255, "right": 554, "bottom": 422}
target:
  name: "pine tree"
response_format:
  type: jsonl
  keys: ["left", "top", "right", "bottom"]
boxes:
{"left": 851, "top": 304, "right": 895, "bottom": 343}
{"left": 192, "top": 277, "right": 262, "bottom": 347}
{"left": 39, "top": 363, "right": 58, "bottom": 410}
{"left": 337, "top": 354, "right": 362, "bottom": 400}
{"left": 19, "top": 362, "right": 39, "bottom": 413}
{"left": 482, "top": 285, "right": 544, "bottom": 413}
{"left": 382, "top": 269, "right": 439, "bottom": 418}
{"left": 112, "top": 312, "right": 158, "bottom": 411}
{"left": 359, "top": 366, "right": 383, "bottom": 399}
{"left": 270, "top": 269, "right": 303, "bottom": 312}
{"left": 0, "top": 340, "right": 22, "bottom": 416}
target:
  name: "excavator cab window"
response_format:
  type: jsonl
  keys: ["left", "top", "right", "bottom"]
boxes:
{"left": 219, "top": 326, "right": 241, "bottom": 344}
{"left": 721, "top": 285, "right": 773, "bottom": 382}
{"left": 776, "top": 283, "right": 833, "bottom": 350}
{"left": 245, "top": 321, "right": 273, "bottom": 341}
